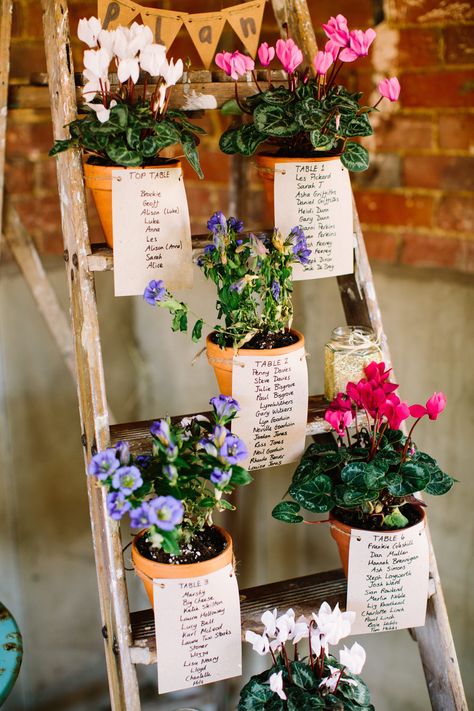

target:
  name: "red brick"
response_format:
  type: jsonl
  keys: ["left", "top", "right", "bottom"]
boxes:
{"left": 355, "top": 190, "right": 434, "bottom": 227}
{"left": 4, "top": 161, "right": 35, "bottom": 194}
{"left": 187, "top": 186, "right": 230, "bottom": 225}
{"left": 401, "top": 70, "right": 474, "bottom": 108}
{"left": 34, "top": 159, "right": 59, "bottom": 193}
{"left": 13, "top": 195, "right": 61, "bottom": 238}
{"left": 404, "top": 155, "right": 474, "bottom": 190}
{"left": 376, "top": 114, "right": 434, "bottom": 151}
{"left": 398, "top": 28, "right": 441, "bottom": 67}
{"left": 181, "top": 150, "right": 231, "bottom": 183}
{"left": 309, "top": 0, "right": 374, "bottom": 28}
{"left": 363, "top": 230, "right": 400, "bottom": 263}
{"left": 9, "top": 40, "right": 46, "bottom": 79}
{"left": 436, "top": 194, "right": 474, "bottom": 232}
{"left": 386, "top": 0, "right": 474, "bottom": 25}
{"left": 456, "top": 240, "right": 474, "bottom": 272}
{"left": 444, "top": 26, "right": 474, "bottom": 64}
{"left": 438, "top": 113, "right": 474, "bottom": 150}
{"left": 400, "top": 234, "right": 470, "bottom": 271}
{"left": 6, "top": 122, "right": 54, "bottom": 159}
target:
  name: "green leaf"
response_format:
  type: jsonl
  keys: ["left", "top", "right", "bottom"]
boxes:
{"left": 272, "top": 501, "right": 303, "bottom": 523}
{"left": 334, "top": 485, "right": 377, "bottom": 507}
{"left": 339, "top": 674, "right": 371, "bottom": 706}
{"left": 105, "top": 140, "right": 142, "bottom": 167}
{"left": 220, "top": 98, "right": 244, "bottom": 115}
{"left": 199, "top": 497, "right": 216, "bottom": 508}
{"left": 191, "top": 319, "right": 203, "bottom": 342}
{"left": 219, "top": 127, "right": 241, "bottom": 154}
{"left": 341, "top": 142, "right": 370, "bottom": 172}
{"left": 290, "top": 661, "right": 316, "bottom": 690}
{"left": 238, "top": 678, "right": 273, "bottom": 711}
{"left": 287, "top": 688, "right": 324, "bottom": 710}
{"left": 289, "top": 474, "right": 333, "bottom": 513}
{"left": 167, "top": 110, "right": 206, "bottom": 134}
{"left": 425, "top": 467, "right": 454, "bottom": 495}
{"left": 340, "top": 113, "right": 373, "bottom": 137}
{"left": 292, "top": 458, "right": 320, "bottom": 485}
{"left": 230, "top": 466, "right": 253, "bottom": 486}
{"left": 295, "top": 99, "right": 326, "bottom": 130}
{"left": 341, "top": 462, "right": 385, "bottom": 491}
{"left": 387, "top": 462, "right": 430, "bottom": 496}
{"left": 383, "top": 508, "right": 409, "bottom": 528}
{"left": 141, "top": 135, "right": 160, "bottom": 157}
{"left": 261, "top": 86, "right": 295, "bottom": 105}
{"left": 126, "top": 126, "right": 141, "bottom": 150}
{"left": 159, "top": 529, "right": 180, "bottom": 555}
{"left": 235, "top": 124, "right": 267, "bottom": 156}
{"left": 181, "top": 131, "right": 204, "bottom": 178}
{"left": 319, "top": 451, "right": 345, "bottom": 470}
{"left": 309, "top": 129, "right": 336, "bottom": 151}
{"left": 304, "top": 440, "right": 338, "bottom": 458}
{"left": 49, "top": 139, "right": 73, "bottom": 156}
{"left": 218, "top": 498, "right": 236, "bottom": 511}
{"left": 253, "top": 103, "right": 300, "bottom": 137}
{"left": 153, "top": 120, "right": 181, "bottom": 149}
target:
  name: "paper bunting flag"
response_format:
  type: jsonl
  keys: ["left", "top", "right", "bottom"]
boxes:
{"left": 226, "top": 0, "right": 266, "bottom": 58}
{"left": 141, "top": 8, "right": 186, "bottom": 50}
{"left": 99, "top": 0, "right": 139, "bottom": 30}
{"left": 183, "top": 11, "right": 227, "bottom": 69}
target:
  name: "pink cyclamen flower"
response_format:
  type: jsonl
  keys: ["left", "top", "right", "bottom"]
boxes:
{"left": 324, "top": 408, "right": 354, "bottom": 436}
{"left": 215, "top": 50, "right": 254, "bottom": 80}
{"left": 382, "top": 396, "right": 410, "bottom": 430}
{"left": 340, "top": 28, "right": 376, "bottom": 62}
{"left": 258, "top": 42, "right": 275, "bottom": 67}
{"left": 322, "top": 14, "right": 350, "bottom": 47}
{"left": 378, "top": 77, "right": 401, "bottom": 102}
{"left": 313, "top": 50, "right": 333, "bottom": 76}
{"left": 275, "top": 38, "right": 303, "bottom": 74}
{"left": 410, "top": 392, "right": 447, "bottom": 420}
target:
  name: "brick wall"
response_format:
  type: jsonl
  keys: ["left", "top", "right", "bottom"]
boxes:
{"left": 5, "top": 0, "right": 474, "bottom": 271}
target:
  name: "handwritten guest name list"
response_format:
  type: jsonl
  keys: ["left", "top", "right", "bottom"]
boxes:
{"left": 274, "top": 159, "right": 353, "bottom": 280}
{"left": 346, "top": 519, "right": 429, "bottom": 635}
{"left": 153, "top": 564, "right": 242, "bottom": 694}
{"left": 112, "top": 166, "right": 193, "bottom": 296}
{"left": 232, "top": 346, "right": 308, "bottom": 471}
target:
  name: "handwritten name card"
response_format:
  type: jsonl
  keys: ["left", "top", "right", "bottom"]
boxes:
{"left": 274, "top": 159, "right": 353, "bottom": 280}
{"left": 231, "top": 346, "right": 308, "bottom": 471}
{"left": 112, "top": 166, "right": 193, "bottom": 296}
{"left": 153, "top": 564, "right": 242, "bottom": 694}
{"left": 346, "top": 519, "right": 429, "bottom": 635}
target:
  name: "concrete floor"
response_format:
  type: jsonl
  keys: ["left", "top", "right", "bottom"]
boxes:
{"left": 0, "top": 259, "right": 472, "bottom": 710}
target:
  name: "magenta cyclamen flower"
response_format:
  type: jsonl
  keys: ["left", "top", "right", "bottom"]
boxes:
{"left": 275, "top": 38, "right": 303, "bottom": 74}
{"left": 382, "top": 395, "right": 410, "bottom": 430}
{"left": 215, "top": 50, "right": 254, "bottom": 80}
{"left": 324, "top": 408, "right": 354, "bottom": 435}
{"left": 378, "top": 77, "right": 401, "bottom": 102}
{"left": 322, "top": 14, "right": 350, "bottom": 47}
{"left": 340, "top": 28, "right": 376, "bottom": 62}
{"left": 258, "top": 42, "right": 275, "bottom": 67}
{"left": 410, "top": 392, "right": 447, "bottom": 421}
{"left": 313, "top": 50, "right": 334, "bottom": 76}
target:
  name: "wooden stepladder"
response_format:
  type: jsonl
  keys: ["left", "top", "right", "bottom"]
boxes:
{"left": 37, "top": 0, "right": 468, "bottom": 708}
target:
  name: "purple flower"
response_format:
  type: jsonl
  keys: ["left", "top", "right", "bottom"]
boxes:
{"left": 200, "top": 438, "right": 218, "bottom": 456}
{"left": 210, "top": 467, "right": 232, "bottom": 487}
{"left": 150, "top": 419, "right": 171, "bottom": 446}
{"left": 166, "top": 443, "right": 178, "bottom": 460}
{"left": 292, "top": 231, "right": 311, "bottom": 265}
{"left": 236, "top": 239, "right": 243, "bottom": 246}
{"left": 135, "top": 455, "right": 151, "bottom": 469}
{"left": 207, "top": 211, "right": 227, "bottom": 234}
{"left": 210, "top": 394, "right": 240, "bottom": 421}
{"left": 290, "top": 226, "right": 305, "bottom": 241}
{"left": 203, "top": 244, "right": 216, "bottom": 255}
{"left": 129, "top": 502, "right": 155, "bottom": 529}
{"left": 149, "top": 495, "right": 184, "bottom": 531}
{"left": 163, "top": 464, "right": 178, "bottom": 483}
{"left": 271, "top": 280, "right": 281, "bottom": 301}
{"left": 88, "top": 449, "right": 120, "bottom": 480}
{"left": 115, "top": 440, "right": 130, "bottom": 466}
{"left": 227, "top": 216, "right": 244, "bottom": 233}
{"left": 111, "top": 465, "right": 143, "bottom": 494}
{"left": 107, "top": 492, "right": 132, "bottom": 520}
{"left": 143, "top": 280, "right": 166, "bottom": 306}
{"left": 230, "top": 278, "right": 246, "bottom": 293}
{"left": 219, "top": 433, "right": 248, "bottom": 465}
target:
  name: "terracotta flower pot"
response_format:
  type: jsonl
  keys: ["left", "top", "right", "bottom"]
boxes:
{"left": 205, "top": 329, "right": 304, "bottom": 397}
{"left": 83, "top": 158, "right": 181, "bottom": 248}
{"left": 255, "top": 153, "right": 342, "bottom": 219}
{"left": 329, "top": 505, "right": 426, "bottom": 576}
{"left": 131, "top": 525, "right": 233, "bottom": 607}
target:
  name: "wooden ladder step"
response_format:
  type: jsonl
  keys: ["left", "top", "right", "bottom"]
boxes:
{"left": 110, "top": 395, "right": 338, "bottom": 454}
{"left": 129, "top": 569, "right": 347, "bottom": 665}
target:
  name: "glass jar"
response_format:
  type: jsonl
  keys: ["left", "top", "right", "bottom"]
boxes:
{"left": 324, "top": 326, "right": 382, "bottom": 401}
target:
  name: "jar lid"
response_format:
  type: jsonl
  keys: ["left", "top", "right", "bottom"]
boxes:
{"left": 330, "top": 326, "right": 375, "bottom": 344}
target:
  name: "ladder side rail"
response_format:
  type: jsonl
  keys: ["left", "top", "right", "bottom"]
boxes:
{"left": 41, "top": 1, "right": 140, "bottom": 708}
{"left": 0, "top": 0, "right": 13, "bottom": 241}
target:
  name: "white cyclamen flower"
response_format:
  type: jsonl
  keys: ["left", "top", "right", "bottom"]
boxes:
{"left": 339, "top": 642, "right": 366, "bottom": 675}
{"left": 320, "top": 664, "right": 357, "bottom": 692}
{"left": 140, "top": 43, "right": 166, "bottom": 76}
{"left": 98, "top": 28, "right": 116, "bottom": 54}
{"left": 269, "top": 671, "right": 286, "bottom": 700}
{"left": 154, "top": 84, "right": 167, "bottom": 113}
{"left": 129, "top": 22, "right": 153, "bottom": 53}
{"left": 117, "top": 56, "right": 140, "bottom": 83}
{"left": 161, "top": 57, "right": 183, "bottom": 87}
{"left": 291, "top": 615, "right": 309, "bottom": 645}
{"left": 87, "top": 99, "right": 117, "bottom": 124}
{"left": 83, "top": 47, "right": 111, "bottom": 80}
{"left": 78, "top": 16, "right": 102, "bottom": 48}
{"left": 245, "top": 630, "right": 269, "bottom": 656}
{"left": 261, "top": 609, "right": 278, "bottom": 638}
{"left": 312, "top": 602, "right": 356, "bottom": 645}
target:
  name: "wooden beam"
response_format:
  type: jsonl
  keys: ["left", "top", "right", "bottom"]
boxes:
{"left": 0, "top": 0, "right": 13, "bottom": 240}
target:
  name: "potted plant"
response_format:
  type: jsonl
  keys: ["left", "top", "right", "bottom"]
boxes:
{"left": 87, "top": 394, "right": 252, "bottom": 604}
{"left": 49, "top": 16, "right": 204, "bottom": 246}
{"left": 272, "top": 361, "right": 454, "bottom": 573}
{"left": 215, "top": 15, "right": 400, "bottom": 210}
{"left": 240, "top": 602, "right": 373, "bottom": 710}
{"left": 143, "top": 211, "right": 311, "bottom": 394}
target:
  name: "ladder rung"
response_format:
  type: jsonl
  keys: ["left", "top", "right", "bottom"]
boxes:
{"left": 129, "top": 569, "right": 347, "bottom": 665}
{"left": 110, "top": 394, "right": 335, "bottom": 454}
{"left": 88, "top": 231, "right": 278, "bottom": 272}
